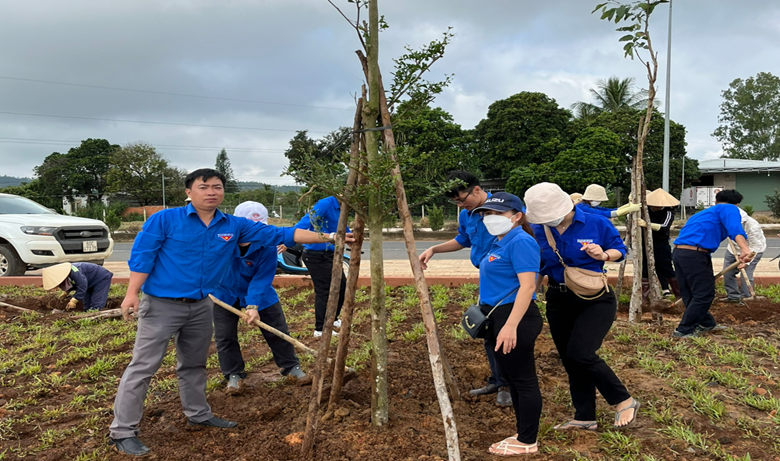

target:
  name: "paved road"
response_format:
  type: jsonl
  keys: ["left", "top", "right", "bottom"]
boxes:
{"left": 108, "top": 238, "right": 780, "bottom": 262}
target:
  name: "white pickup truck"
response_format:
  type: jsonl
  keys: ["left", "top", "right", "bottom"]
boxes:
{"left": 0, "top": 193, "right": 114, "bottom": 276}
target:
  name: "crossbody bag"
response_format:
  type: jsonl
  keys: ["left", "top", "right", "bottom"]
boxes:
{"left": 461, "top": 287, "right": 519, "bottom": 339}
{"left": 543, "top": 226, "right": 608, "bottom": 300}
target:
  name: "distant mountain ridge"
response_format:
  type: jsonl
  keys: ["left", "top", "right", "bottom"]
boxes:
{"left": 0, "top": 175, "right": 33, "bottom": 188}
{"left": 237, "top": 181, "right": 300, "bottom": 193}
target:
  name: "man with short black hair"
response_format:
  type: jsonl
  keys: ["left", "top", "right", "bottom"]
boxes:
{"left": 109, "top": 168, "right": 350, "bottom": 456}
{"left": 419, "top": 170, "right": 511, "bottom": 407}
{"left": 672, "top": 189, "right": 751, "bottom": 338}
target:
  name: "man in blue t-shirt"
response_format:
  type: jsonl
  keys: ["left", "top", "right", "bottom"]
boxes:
{"left": 108, "top": 169, "right": 350, "bottom": 457}
{"left": 672, "top": 189, "right": 751, "bottom": 338}
{"left": 294, "top": 196, "right": 350, "bottom": 337}
{"left": 418, "top": 171, "right": 511, "bottom": 407}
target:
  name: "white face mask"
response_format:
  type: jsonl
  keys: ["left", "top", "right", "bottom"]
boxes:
{"left": 542, "top": 216, "right": 565, "bottom": 227}
{"left": 589, "top": 201, "right": 601, "bottom": 207}
{"left": 483, "top": 214, "right": 515, "bottom": 236}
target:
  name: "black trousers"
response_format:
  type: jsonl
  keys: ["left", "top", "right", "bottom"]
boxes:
{"left": 673, "top": 248, "right": 716, "bottom": 335}
{"left": 545, "top": 287, "right": 631, "bottom": 421}
{"left": 303, "top": 251, "right": 346, "bottom": 331}
{"left": 213, "top": 300, "right": 300, "bottom": 377}
{"left": 483, "top": 301, "right": 543, "bottom": 444}
{"left": 642, "top": 238, "right": 676, "bottom": 289}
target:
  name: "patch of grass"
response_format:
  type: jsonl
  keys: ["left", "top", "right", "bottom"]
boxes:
{"left": 739, "top": 393, "right": 780, "bottom": 412}
{"left": 402, "top": 322, "right": 426, "bottom": 342}
{"left": 206, "top": 375, "right": 223, "bottom": 393}
{"left": 18, "top": 359, "right": 42, "bottom": 376}
{"left": 78, "top": 356, "right": 121, "bottom": 381}
{"left": 598, "top": 430, "right": 641, "bottom": 457}
{"left": 346, "top": 341, "right": 372, "bottom": 370}
{"left": 445, "top": 324, "right": 470, "bottom": 341}
{"left": 41, "top": 404, "right": 68, "bottom": 421}
{"left": 658, "top": 420, "right": 710, "bottom": 451}
{"left": 245, "top": 351, "right": 274, "bottom": 371}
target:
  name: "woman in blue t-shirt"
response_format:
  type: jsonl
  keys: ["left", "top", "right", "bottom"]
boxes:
{"left": 473, "top": 192, "right": 542, "bottom": 456}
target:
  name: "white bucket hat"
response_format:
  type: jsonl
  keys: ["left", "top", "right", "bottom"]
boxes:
{"left": 582, "top": 184, "right": 609, "bottom": 202}
{"left": 569, "top": 192, "right": 583, "bottom": 204}
{"left": 524, "top": 183, "right": 574, "bottom": 224}
{"left": 234, "top": 201, "right": 268, "bottom": 224}
{"left": 42, "top": 262, "right": 72, "bottom": 290}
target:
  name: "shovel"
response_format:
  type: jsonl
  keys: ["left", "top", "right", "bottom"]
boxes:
{"left": 209, "top": 294, "right": 322, "bottom": 358}
{"left": 673, "top": 251, "right": 756, "bottom": 306}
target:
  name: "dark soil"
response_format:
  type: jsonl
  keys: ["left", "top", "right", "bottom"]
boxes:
{"left": 1, "top": 287, "right": 779, "bottom": 460}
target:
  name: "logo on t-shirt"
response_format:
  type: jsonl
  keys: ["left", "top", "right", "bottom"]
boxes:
{"left": 245, "top": 260, "right": 253, "bottom": 267}
{"left": 488, "top": 254, "right": 500, "bottom": 262}
{"left": 577, "top": 239, "right": 594, "bottom": 248}
{"left": 217, "top": 233, "right": 234, "bottom": 242}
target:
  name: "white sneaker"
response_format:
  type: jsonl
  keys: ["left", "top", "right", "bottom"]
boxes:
{"left": 333, "top": 319, "right": 342, "bottom": 328}
{"left": 313, "top": 330, "right": 338, "bottom": 338}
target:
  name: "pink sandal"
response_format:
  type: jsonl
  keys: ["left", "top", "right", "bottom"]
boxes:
{"left": 489, "top": 436, "right": 538, "bottom": 456}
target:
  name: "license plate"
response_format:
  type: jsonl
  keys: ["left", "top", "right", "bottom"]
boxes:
{"left": 82, "top": 240, "right": 98, "bottom": 252}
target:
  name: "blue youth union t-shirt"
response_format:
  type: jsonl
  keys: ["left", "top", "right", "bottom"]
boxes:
{"left": 478, "top": 227, "right": 541, "bottom": 305}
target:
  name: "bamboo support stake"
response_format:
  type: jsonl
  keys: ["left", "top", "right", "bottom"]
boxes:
{"left": 728, "top": 239, "right": 755, "bottom": 298}
{"left": 71, "top": 308, "right": 122, "bottom": 320}
{"left": 0, "top": 301, "right": 40, "bottom": 315}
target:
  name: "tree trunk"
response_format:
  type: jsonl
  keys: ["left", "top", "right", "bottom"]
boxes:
{"left": 365, "top": 0, "right": 388, "bottom": 427}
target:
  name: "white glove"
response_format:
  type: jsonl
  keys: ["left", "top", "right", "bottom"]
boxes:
{"left": 650, "top": 223, "right": 662, "bottom": 231}
{"left": 67, "top": 298, "right": 79, "bottom": 310}
{"left": 636, "top": 218, "right": 648, "bottom": 228}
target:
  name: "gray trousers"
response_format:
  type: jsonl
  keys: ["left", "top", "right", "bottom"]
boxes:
{"left": 723, "top": 251, "right": 762, "bottom": 299}
{"left": 110, "top": 295, "right": 214, "bottom": 439}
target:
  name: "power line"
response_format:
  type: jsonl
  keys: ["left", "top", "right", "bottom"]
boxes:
{"left": 0, "top": 75, "right": 353, "bottom": 111}
{"left": 0, "top": 110, "right": 329, "bottom": 134}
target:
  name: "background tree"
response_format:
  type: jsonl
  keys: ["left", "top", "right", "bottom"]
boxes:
{"left": 215, "top": 149, "right": 240, "bottom": 193}
{"left": 65, "top": 138, "right": 119, "bottom": 202}
{"left": 506, "top": 127, "right": 622, "bottom": 194}
{"left": 283, "top": 127, "right": 351, "bottom": 188}
{"left": 473, "top": 92, "right": 575, "bottom": 178}
{"left": 33, "top": 152, "right": 71, "bottom": 208}
{"left": 107, "top": 142, "right": 171, "bottom": 206}
{"left": 572, "top": 76, "right": 650, "bottom": 117}
{"left": 713, "top": 71, "right": 780, "bottom": 160}
{"left": 393, "top": 102, "right": 472, "bottom": 208}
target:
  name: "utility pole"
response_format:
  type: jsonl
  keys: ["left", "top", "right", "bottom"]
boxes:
{"left": 662, "top": 0, "right": 673, "bottom": 191}
{"left": 162, "top": 174, "right": 166, "bottom": 208}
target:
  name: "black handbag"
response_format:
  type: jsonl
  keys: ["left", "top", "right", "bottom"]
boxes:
{"left": 461, "top": 288, "right": 519, "bottom": 339}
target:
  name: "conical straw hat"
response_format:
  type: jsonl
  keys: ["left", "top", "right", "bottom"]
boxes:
{"left": 569, "top": 193, "right": 583, "bottom": 204}
{"left": 582, "top": 184, "right": 609, "bottom": 201}
{"left": 42, "top": 263, "right": 72, "bottom": 290}
{"left": 646, "top": 188, "right": 680, "bottom": 207}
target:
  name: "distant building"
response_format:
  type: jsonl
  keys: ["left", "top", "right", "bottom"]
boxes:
{"left": 694, "top": 159, "right": 780, "bottom": 212}
{"left": 62, "top": 195, "right": 110, "bottom": 215}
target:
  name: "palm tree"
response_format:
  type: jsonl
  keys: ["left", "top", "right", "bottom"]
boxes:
{"left": 572, "top": 76, "right": 652, "bottom": 120}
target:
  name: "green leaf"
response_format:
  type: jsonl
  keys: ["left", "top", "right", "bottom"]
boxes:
{"left": 619, "top": 34, "right": 633, "bottom": 42}
{"left": 591, "top": 2, "right": 608, "bottom": 14}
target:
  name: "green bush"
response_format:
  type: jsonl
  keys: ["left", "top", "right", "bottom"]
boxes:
{"left": 764, "top": 189, "right": 780, "bottom": 218}
{"left": 105, "top": 211, "right": 122, "bottom": 232}
{"left": 428, "top": 205, "right": 444, "bottom": 231}
{"left": 123, "top": 212, "right": 145, "bottom": 222}
{"left": 742, "top": 204, "right": 754, "bottom": 217}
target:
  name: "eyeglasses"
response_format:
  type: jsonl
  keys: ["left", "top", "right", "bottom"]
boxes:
{"left": 451, "top": 188, "right": 474, "bottom": 204}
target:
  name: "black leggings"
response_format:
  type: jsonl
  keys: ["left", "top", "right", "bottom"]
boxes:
{"left": 545, "top": 287, "right": 631, "bottom": 421}
{"left": 483, "top": 301, "right": 543, "bottom": 444}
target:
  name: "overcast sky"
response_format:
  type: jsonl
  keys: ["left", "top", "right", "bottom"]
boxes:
{"left": 1, "top": 0, "right": 778, "bottom": 185}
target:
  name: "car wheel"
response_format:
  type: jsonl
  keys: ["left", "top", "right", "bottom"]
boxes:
{"left": 0, "top": 244, "right": 26, "bottom": 276}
